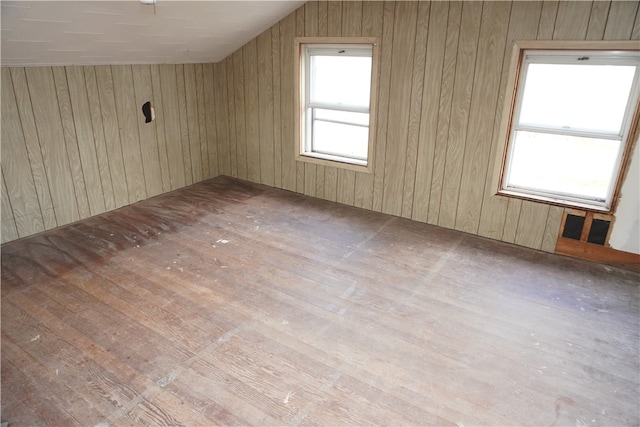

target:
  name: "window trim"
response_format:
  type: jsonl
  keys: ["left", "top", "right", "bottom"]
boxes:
{"left": 295, "top": 37, "right": 379, "bottom": 174}
{"left": 493, "top": 40, "right": 640, "bottom": 213}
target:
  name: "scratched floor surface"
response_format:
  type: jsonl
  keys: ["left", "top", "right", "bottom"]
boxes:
{"left": 2, "top": 176, "right": 639, "bottom": 426}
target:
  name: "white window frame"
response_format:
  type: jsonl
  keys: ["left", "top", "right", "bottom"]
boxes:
{"left": 295, "top": 37, "right": 379, "bottom": 173}
{"left": 493, "top": 41, "right": 640, "bottom": 213}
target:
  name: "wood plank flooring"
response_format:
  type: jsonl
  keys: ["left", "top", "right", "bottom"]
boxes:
{"left": 2, "top": 176, "right": 639, "bottom": 426}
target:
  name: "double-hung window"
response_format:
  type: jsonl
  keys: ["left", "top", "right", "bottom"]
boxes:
{"left": 496, "top": 41, "right": 640, "bottom": 212}
{"left": 296, "top": 38, "right": 378, "bottom": 172}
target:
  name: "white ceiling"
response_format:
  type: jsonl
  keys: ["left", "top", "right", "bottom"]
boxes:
{"left": 1, "top": 0, "right": 305, "bottom": 66}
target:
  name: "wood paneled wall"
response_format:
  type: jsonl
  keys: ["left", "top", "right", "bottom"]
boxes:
{"left": 1, "top": 64, "right": 222, "bottom": 243}
{"left": 3, "top": 1, "right": 639, "bottom": 251}
{"left": 214, "top": 0, "right": 640, "bottom": 252}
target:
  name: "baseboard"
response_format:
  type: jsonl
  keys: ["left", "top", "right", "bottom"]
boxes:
{"left": 555, "top": 237, "right": 640, "bottom": 272}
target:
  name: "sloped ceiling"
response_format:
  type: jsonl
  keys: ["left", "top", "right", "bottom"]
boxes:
{"left": 1, "top": 0, "right": 305, "bottom": 66}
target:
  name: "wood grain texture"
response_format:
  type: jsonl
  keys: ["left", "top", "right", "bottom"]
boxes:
{"left": 84, "top": 66, "right": 117, "bottom": 210}
{"left": 427, "top": 1, "right": 462, "bottom": 226}
{"left": 411, "top": 2, "right": 448, "bottom": 223}
{"left": 184, "top": 64, "right": 204, "bottom": 184}
{"left": 1, "top": 171, "right": 19, "bottom": 243}
{"left": 2, "top": 176, "right": 639, "bottom": 425}
{"left": 175, "top": 65, "right": 194, "bottom": 186}
{"left": 225, "top": 58, "right": 238, "bottom": 179}
{"left": 604, "top": 1, "right": 639, "bottom": 40}
{"left": 372, "top": 1, "right": 395, "bottom": 212}
{"left": 454, "top": 2, "right": 510, "bottom": 234}
{"left": 112, "top": 65, "right": 147, "bottom": 203}
{"left": 159, "top": 64, "right": 188, "bottom": 191}
{"left": 195, "top": 64, "right": 210, "bottom": 180}
{"left": 244, "top": 40, "right": 261, "bottom": 184}
{"left": 25, "top": 66, "right": 80, "bottom": 225}
{"left": 381, "top": 2, "right": 417, "bottom": 217}
{"left": 1, "top": 69, "right": 45, "bottom": 238}
{"left": 10, "top": 67, "right": 58, "bottom": 230}
{"left": 401, "top": 1, "right": 429, "bottom": 219}
{"left": 65, "top": 66, "right": 107, "bottom": 215}
{"left": 95, "top": 65, "right": 130, "bottom": 208}
{"left": 131, "top": 65, "right": 163, "bottom": 198}
{"left": 279, "top": 12, "right": 296, "bottom": 192}
{"left": 150, "top": 64, "right": 172, "bottom": 193}
{"left": 52, "top": 66, "right": 91, "bottom": 220}
{"left": 233, "top": 50, "right": 248, "bottom": 181}
{"left": 438, "top": 1, "right": 482, "bottom": 229}
{"left": 203, "top": 63, "right": 220, "bottom": 179}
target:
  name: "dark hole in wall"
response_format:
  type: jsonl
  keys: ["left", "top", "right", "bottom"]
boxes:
{"left": 562, "top": 214, "right": 584, "bottom": 240}
{"left": 587, "top": 219, "right": 610, "bottom": 246}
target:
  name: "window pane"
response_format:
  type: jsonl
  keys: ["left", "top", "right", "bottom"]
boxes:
{"left": 506, "top": 131, "right": 620, "bottom": 201}
{"left": 310, "top": 55, "right": 372, "bottom": 109}
{"left": 519, "top": 63, "right": 636, "bottom": 134}
{"left": 313, "top": 119, "right": 369, "bottom": 160}
{"left": 315, "top": 108, "right": 369, "bottom": 126}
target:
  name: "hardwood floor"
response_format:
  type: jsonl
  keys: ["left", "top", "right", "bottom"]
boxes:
{"left": 2, "top": 176, "right": 638, "bottom": 426}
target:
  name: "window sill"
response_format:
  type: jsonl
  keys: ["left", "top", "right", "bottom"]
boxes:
{"left": 296, "top": 152, "right": 372, "bottom": 173}
{"left": 495, "top": 189, "right": 611, "bottom": 213}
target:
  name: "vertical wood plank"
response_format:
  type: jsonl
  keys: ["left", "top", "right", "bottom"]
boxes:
{"left": 438, "top": 1, "right": 482, "bottom": 229}
{"left": 214, "top": 61, "right": 231, "bottom": 176}
{"left": 478, "top": 2, "right": 543, "bottom": 240}
{"left": 25, "top": 67, "right": 80, "bottom": 224}
{"left": 1, "top": 171, "right": 19, "bottom": 243}
{"left": 158, "top": 64, "right": 187, "bottom": 190}
{"left": 95, "top": 65, "right": 130, "bottom": 207}
{"left": 586, "top": 1, "right": 611, "bottom": 40}
{"left": 540, "top": 206, "right": 564, "bottom": 253}
{"left": 272, "top": 24, "right": 283, "bottom": 188}
{"left": 258, "top": 30, "right": 275, "bottom": 187}
{"left": 604, "top": 1, "right": 639, "bottom": 40}
{"left": 203, "top": 63, "right": 220, "bottom": 178}
{"left": 382, "top": 1, "right": 418, "bottom": 216}
{"left": 184, "top": 64, "right": 203, "bottom": 183}
{"left": 427, "top": 1, "right": 462, "bottom": 225}
{"left": 84, "top": 66, "right": 116, "bottom": 210}
{"left": 195, "top": 64, "right": 210, "bottom": 180}
{"left": 514, "top": 200, "right": 548, "bottom": 250}
{"left": 131, "top": 64, "right": 163, "bottom": 198}
{"left": 150, "top": 64, "right": 172, "bottom": 191}
{"left": 454, "top": 2, "right": 511, "bottom": 234}
{"left": 553, "top": 2, "right": 591, "bottom": 40}
{"left": 233, "top": 50, "right": 248, "bottom": 181}
{"left": 296, "top": 6, "right": 306, "bottom": 195}
{"left": 10, "top": 67, "right": 57, "bottom": 229}
{"left": 537, "top": 1, "right": 559, "bottom": 40}
{"left": 175, "top": 65, "right": 193, "bottom": 185}
{"left": 112, "top": 65, "right": 147, "bottom": 203}
{"left": 280, "top": 12, "right": 296, "bottom": 192}
{"left": 52, "top": 66, "right": 91, "bottom": 219}
{"left": 400, "top": 1, "right": 430, "bottom": 219}
{"left": 372, "top": 1, "right": 395, "bottom": 212}
{"left": 65, "top": 66, "right": 107, "bottom": 215}
{"left": 225, "top": 58, "right": 238, "bottom": 178}
{"left": 354, "top": 1, "right": 384, "bottom": 210}
{"left": 1, "top": 69, "right": 45, "bottom": 237}
{"left": 632, "top": 6, "right": 640, "bottom": 40}
{"left": 501, "top": 200, "right": 522, "bottom": 244}
{"left": 411, "top": 1, "right": 449, "bottom": 223}
{"left": 244, "top": 40, "right": 261, "bottom": 183}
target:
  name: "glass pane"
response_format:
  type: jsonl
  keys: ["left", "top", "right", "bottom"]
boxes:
{"left": 315, "top": 108, "right": 369, "bottom": 126}
{"left": 313, "top": 119, "right": 369, "bottom": 160}
{"left": 506, "top": 131, "right": 621, "bottom": 201}
{"left": 519, "top": 63, "right": 636, "bottom": 133}
{"left": 310, "top": 55, "right": 372, "bottom": 109}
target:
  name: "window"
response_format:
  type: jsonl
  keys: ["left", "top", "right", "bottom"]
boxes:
{"left": 295, "top": 38, "right": 378, "bottom": 172}
{"left": 495, "top": 41, "right": 640, "bottom": 212}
